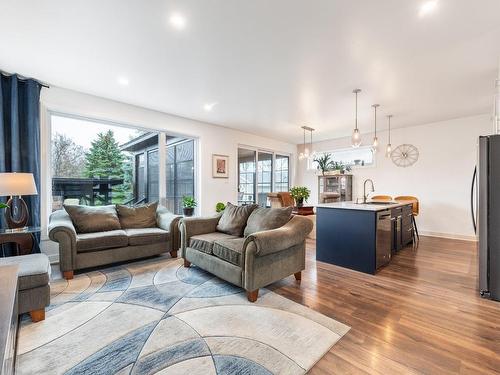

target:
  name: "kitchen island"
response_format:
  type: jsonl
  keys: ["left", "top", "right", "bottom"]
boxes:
{"left": 316, "top": 201, "right": 414, "bottom": 274}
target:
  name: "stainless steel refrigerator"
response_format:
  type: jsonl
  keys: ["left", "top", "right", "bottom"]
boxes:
{"left": 472, "top": 135, "right": 500, "bottom": 301}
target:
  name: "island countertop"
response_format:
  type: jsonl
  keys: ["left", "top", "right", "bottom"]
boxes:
{"left": 316, "top": 201, "right": 409, "bottom": 212}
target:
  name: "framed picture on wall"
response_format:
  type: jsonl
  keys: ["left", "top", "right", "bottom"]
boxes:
{"left": 212, "top": 154, "right": 229, "bottom": 178}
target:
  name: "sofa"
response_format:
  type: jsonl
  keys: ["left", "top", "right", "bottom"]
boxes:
{"left": 179, "top": 203, "right": 313, "bottom": 302}
{"left": 49, "top": 202, "right": 181, "bottom": 280}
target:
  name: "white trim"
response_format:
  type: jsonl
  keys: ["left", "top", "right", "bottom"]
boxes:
{"left": 419, "top": 230, "right": 478, "bottom": 242}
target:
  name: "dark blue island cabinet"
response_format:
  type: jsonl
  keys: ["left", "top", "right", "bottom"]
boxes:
{"left": 316, "top": 202, "right": 413, "bottom": 275}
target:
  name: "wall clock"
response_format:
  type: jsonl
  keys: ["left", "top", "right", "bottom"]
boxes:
{"left": 391, "top": 144, "right": 419, "bottom": 167}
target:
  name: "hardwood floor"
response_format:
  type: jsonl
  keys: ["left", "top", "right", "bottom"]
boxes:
{"left": 270, "top": 236, "right": 500, "bottom": 374}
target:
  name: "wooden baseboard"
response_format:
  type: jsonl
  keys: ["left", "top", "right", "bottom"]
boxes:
{"left": 419, "top": 231, "right": 477, "bottom": 242}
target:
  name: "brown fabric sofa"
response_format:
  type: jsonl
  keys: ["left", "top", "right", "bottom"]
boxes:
{"left": 49, "top": 205, "right": 181, "bottom": 280}
{"left": 179, "top": 204, "right": 313, "bottom": 302}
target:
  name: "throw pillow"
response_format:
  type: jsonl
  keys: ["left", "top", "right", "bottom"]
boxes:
{"left": 216, "top": 202, "right": 258, "bottom": 236}
{"left": 244, "top": 206, "right": 293, "bottom": 236}
{"left": 116, "top": 202, "right": 158, "bottom": 229}
{"left": 64, "top": 204, "right": 122, "bottom": 234}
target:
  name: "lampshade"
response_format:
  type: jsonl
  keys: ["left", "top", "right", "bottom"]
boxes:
{"left": 0, "top": 173, "right": 38, "bottom": 197}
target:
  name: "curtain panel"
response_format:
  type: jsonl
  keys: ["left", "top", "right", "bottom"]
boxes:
{"left": 0, "top": 72, "right": 42, "bottom": 254}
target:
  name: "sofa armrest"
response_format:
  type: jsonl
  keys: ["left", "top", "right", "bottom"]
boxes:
{"left": 179, "top": 214, "right": 222, "bottom": 256}
{"left": 245, "top": 215, "right": 313, "bottom": 257}
{"left": 48, "top": 209, "right": 77, "bottom": 272}
{"left": 156, "top": 206, "right": 182, "bottom": 251}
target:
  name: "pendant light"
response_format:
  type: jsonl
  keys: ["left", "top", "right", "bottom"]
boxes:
{"left": 372, "top": 104, "right": 380, "bottom": 151}
{"left": 299, "top": 126, "right": 315, "bottom": 160}
{"left": 385, "top": 114, "right": 393, "bottom": 157}
{"left": 351, "top": 89, "right": 362, "bottom": 148}
{"left": 298, "top": 127, "right": 308, "bottom": 160}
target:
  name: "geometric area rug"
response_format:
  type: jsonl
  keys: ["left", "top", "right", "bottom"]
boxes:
{"left": 16, "top": 256, "right": 350, "bottom": 374}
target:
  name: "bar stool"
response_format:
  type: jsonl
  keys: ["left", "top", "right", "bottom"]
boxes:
{"left": 370, "top": 195, "right": 393, "bottom": 201}
{"left": 394, "top": 196, "right": 419, "bottom": 241}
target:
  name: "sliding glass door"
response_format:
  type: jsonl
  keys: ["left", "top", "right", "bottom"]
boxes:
{"left": 257, "top": 152, "right": 273, "bottom": 207}
{"left": 238, "top": 148, "right": 256, "bottom": 205}
{"left": 238, "top": 147, "right": 290, "bottom": 207}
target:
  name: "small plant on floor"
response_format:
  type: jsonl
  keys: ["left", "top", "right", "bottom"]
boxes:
{"left": 289, "top": 186, "right": 311, "bottom": 208}
{"left": 182, "top": 196, "right": 197, "bottom": 217}
{"left": 215, "top": 202, "right": 226, "bottom": 213}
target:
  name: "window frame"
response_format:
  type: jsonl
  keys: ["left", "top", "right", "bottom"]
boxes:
{"left": 307, "top": 145, "right": 377, "bottom": 171}
{"left": 237, "top": 145, "right": 291, "bottom": 207}
{"left": 42, "top": 110, "right": 199, "bottom": 240}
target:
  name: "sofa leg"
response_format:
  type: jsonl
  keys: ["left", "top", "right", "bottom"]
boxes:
{"left": 247, "top": 289, "right": 259, "bottom": 302}
{"left": 30, "top": 309, "right": 45, "bottom": 323}
{"left": 183, "top": 259, "right": 191, "bottom": 268}
{"left": 170, "top": 250, "right": 178, "bottom": 258}
{"left": 63, "top": 271, "right": 74, "bottom": 280}
{"left": 294, "top": 271, "right": 302, "bottom": 282}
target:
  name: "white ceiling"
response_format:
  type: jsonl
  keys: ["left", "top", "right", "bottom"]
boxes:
{"left": 1, "top": 0, "right": 499, "bottom": 144}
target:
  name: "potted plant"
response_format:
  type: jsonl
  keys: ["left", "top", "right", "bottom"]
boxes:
{"left": 289, "top": 186, "right": 311, "bottom": 208}
{"left": 313, "top": 153, "right": 333, "bottom": 176}
{"left": 215, "top": 202, "right": 226, "bottom": 213}
{"left": 0, "top": 203, "right": 7, "bottom": 209}
{"left": 182, "top": 196, "right": 197, "bottom": 217}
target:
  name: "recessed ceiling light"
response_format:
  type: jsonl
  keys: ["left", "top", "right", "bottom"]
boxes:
{"left": 117, "top": 77, "right": 129, "bottom": 86}
{"left": 419, "top": 0, "right": 438, "bottom": 17}
{"left": 203, "top": 102, "right": 217, "bottom": 112}
{"left": 169, "top": 13, "right": 186, "bottom": 29}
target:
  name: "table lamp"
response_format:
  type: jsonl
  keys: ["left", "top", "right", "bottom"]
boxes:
{"left": 0, "top": 173, "right": 38, "bottom": 229}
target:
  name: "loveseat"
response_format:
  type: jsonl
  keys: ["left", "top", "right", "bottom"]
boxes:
{"left": 49, "top": 203, "right": 181, "bottom": 279}
{"left": 179, "top": 203, "right": 313, "bottom": 302}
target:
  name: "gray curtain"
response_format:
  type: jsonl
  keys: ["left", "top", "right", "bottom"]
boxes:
{"left": 0, "top": 72, "right": 42, "bottom": 254}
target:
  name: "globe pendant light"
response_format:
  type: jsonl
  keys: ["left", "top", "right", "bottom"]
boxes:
{"left": 372, "top": 104, "right": 379, "bottom": 151}
{"left": 385, "top": 114, "right": 393, "bottom": 157}
{"left": 351, "top": 89, "right": 362, "bottom": 148}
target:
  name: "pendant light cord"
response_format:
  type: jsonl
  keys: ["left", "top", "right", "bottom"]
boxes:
{"left": 355, "top": 91, "right": 358, "bottom": 130}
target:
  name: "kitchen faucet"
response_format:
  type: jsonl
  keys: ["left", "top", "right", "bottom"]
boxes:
{"left": 363, "top": 179, "right": 375, "bottom": 203}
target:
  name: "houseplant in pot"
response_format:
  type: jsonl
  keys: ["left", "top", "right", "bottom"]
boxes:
{"left": 215, "top": 202, "right": 226, "bottom": 213}
{"left": 313, "top": 153, "right": 333, "bottom": 176}
{"left": 182, "top": 196, "right": 197, "bottom": 217}
{"left": 289, "top": 186, "right": 311, "bottom": 208}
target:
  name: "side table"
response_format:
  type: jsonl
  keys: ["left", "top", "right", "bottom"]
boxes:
{"left": 0, "top": 227, "right": 41, "bottom": 257}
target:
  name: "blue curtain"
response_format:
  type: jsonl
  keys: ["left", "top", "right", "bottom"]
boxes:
{"left": 0, "top": 72, "right": 42, "bottom": 254}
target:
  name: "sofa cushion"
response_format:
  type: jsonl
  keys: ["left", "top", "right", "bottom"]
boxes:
{"left": 116, "top": 202, "right": 158, "bottom": 229}
{"left": 64, "top": 204, "right": 122, "bottom": 234}
{"left": 216, "top": 202, "right": 258, "bottom": 236}
{"left": 0, "top": 254, "right": 51, "bottom": 291}
{"left": 189, "top": 232, "right": 238, "bottom": 254}
{"left": 212, "top": 238, "right": 247, "bottom": 266}
{"left": 125, "top": 228, "right": 169, "bottom": 246}
{"left": 244, "top": 206, "right": 293, "bottom": 237}
{"left": 76, "top": 230, "right": 128, "bottom": 253}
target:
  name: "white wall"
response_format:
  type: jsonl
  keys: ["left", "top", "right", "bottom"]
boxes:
{"left": 296, "top": 114, "right": 494, "bottom": 241}
{"left": 40, "top": 87, "right": 296, "bottom": 261}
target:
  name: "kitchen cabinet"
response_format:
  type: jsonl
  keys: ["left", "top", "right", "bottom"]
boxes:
{"left": 316, "top": 202, "right": 414, "bottom": 274}
{"left": 318, "top": 175, "right": 352, "bottom": 203}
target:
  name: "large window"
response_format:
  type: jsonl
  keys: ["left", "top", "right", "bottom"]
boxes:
{"left": 274, "top": 155, "right": 290, "bottom": 192}
{"left": 50, "top": 115, "right": 153, "bottom": 210}
{"left": 50, "top": 114, "right": 196, "bottom": 214}
{"left": 238, "top": 147, "right": 290, "bottom": 207}
{"left": 166, "top": 138, "right": 195, "bottom": 215}
{"left": 309, "top": 146, "right": 374, "bottom": 170}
